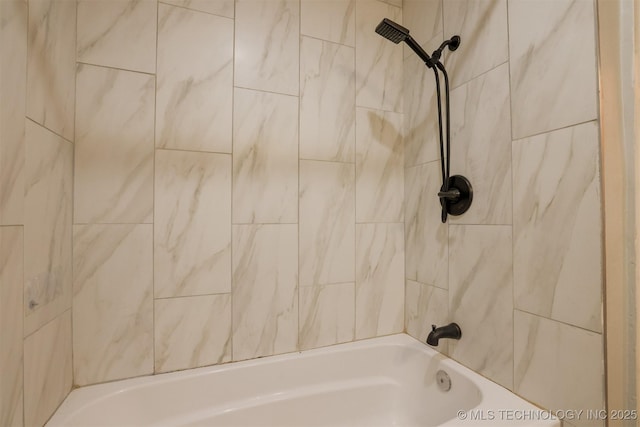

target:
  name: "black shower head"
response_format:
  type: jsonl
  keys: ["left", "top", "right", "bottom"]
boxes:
{"left": 375, "top": 18, "right": 433, "bottom": 65}
{"left": 375, "top": 18, "right": 410, "bottom": 44}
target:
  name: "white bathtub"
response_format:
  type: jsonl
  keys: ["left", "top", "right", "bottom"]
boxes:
{"left": 47, "top": 334, "right": 559, "bottom": 427}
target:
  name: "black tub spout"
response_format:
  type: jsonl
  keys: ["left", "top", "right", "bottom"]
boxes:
{"left": 426, "top": 323, "right": 462, "bottom": 346}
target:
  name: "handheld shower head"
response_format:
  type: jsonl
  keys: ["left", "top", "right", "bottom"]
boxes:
{"left": 375, "top": 18, "right": 410, "bottom": 44}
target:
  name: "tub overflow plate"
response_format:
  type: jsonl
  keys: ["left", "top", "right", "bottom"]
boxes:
{"left": 436, "top": 370, "right": 451, "bottom": 392}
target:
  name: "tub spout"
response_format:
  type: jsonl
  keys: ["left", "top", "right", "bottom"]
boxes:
{"left": 426, "top": 323, "right": 461, "bottom": 346}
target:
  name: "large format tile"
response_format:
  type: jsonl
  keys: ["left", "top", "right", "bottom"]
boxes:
{"left": 160, "top": 0, "right": 234, "bottom": 18}
{"left": 513, "top": 122, "right": 602, "bottom": 332}
{"left": 233, "top": 89, "right": 298, "bottom": 224}
{"left": 443, "top": 0, "right": 508, "bottom": 88}
{"left": 301, "top": 0, "right": 355, "bottom": 46}
{"left": 74, "top": 64, "right": 154, "bottom": 224}
{"left": 508, "top": 0, "right": 598, "bottom": 139}
{"left": 449, "top": 63, "right": 512, "bottom": 225}
{"left": 355, "top": 223, "right": 404, "bottom": 339}
{"left": 404, "top": 162, "right": 448, "bottom": 288}
{"left": 24, "top": 121, "right": 73, "bottom": 336}
{"left": 24, "top": 311, "right": 72, "bottom": 427}
{"left": 0, "top": 227, "right": 23, "bottom": 427}
{"left": 155, "top": 150, "right": 231, "bottom": 298}
{"left": 514, "top": 310, "right": 604, "bottom": 427}
{"left": 156, "top": 4, "right": 233, "bottom": 153}
{"left": 299, "top": 160, "right": 355, "bottom": 287}
{"left": 235, "top": 0, "right": 299, "bottom": 95}
{"left": 405, "top": 280, "right": 449, "bottom": 354}
{"left": 448, "top": 225, "right": 513, "bottom": 389}
{"left": 73, "top": 224, "right": 153, "bottom": 386}
{"left": 300, "top": 37, "right": 355, "bottom": 163}
{"left": 403, "top": 0, "right": 442, "bottom": 57}
{"left": 299, "top": 283, "right": 355, "bottom": 350}
{"left": 0, "top": 0, "right": 26, "bottom": 225}
{"left": 355, "top": 108, "right": 403, "bottom": 222}
{"left": 26, "top": 0, "right": 75, "bottom": 141}
{"left": 154, "top": 295, "right": 232, "bottom": 373}
{"left": 232, "top": 224, "right": 298, "bottom": 361}
{"left": 77, "top": 0, "right": 157, "bottom": 73}
{"left": 355, "top": 0, "right": 403, "bottom": 112}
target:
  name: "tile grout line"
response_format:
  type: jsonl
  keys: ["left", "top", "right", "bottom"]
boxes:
{"left": 152, "top": 0, "right": 160, "bottom": 375}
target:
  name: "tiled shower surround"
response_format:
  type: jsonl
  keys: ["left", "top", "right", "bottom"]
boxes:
{"left": 0, "top": 1, "right": 603, "bottom": 427}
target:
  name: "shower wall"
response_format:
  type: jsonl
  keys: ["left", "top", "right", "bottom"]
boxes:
{"left": 403, "top": 0, "right": 604, "bottom": 425}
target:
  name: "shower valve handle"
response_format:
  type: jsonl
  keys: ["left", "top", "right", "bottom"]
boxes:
{"left": 438, "top": 188, "right": 461, "bottom": 200}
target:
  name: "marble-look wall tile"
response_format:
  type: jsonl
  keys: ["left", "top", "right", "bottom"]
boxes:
{"left": 233, "top": 88, "right": 298, "bottom": 224}
{"left": 301, "top": 0, "right": 355, "bottom": 46}
{"left": 448, "top": 225, "right": 513, "bottom": 389}
{"left": 443, "top": 0, "right": 508, "bottom": 88}
{"left": 403, "top": 45, "right": 442, "bottom": 167}
{"left": 403, "top": 0, "right": 442, "bottom": 57}
{"left": 23, "top": 311, "right": 72, "bottom": 427}
{"left": 156, "top": 4, "right": 233, "bottom": 153}
{"left": 405, "top": 280, "right": 449, "bottom": 354}
{"left": 300, "top": 37, "right": 355, "bottom": 163}
{"left": 355, "top": 223, "right": 404, "bottom": 339}
{"left": 160, "top": 0, "right": 234, "bottom": 18}
{"left": 155, "top": 150, "right": 231, "bottom": 298}
{"left": 356, "top": 108, "right": 403, "bottom": 222}
{"left": 26, "top": 0, "right": 75, "bottom": 141}
{"left": 514, "top": 310, "right": 604, "bottom": 427}
{"left": 74, "top": 64, "right": 154, "bottom": 224}
{"left": 299, "top": 283, "right": 355, "bottom": 350}
{"left": 154, "top": 295, "right": 232, "bottom": 373}
{"left": 513, "top": 122, "right": 602, "bottom": 333}
{"left": 77, "top": 0, "right": 157, "bottom": 73}
{"left": 449, "top": 63, "right": 512, "bottom": 225}
{"left": 0, "top": 227, "right": 23, "bottom": 427}
{"left": 355, "top": 0, "right": 403, "bottom": 112}
{"left": 404, "top": 162, "right": 447, "bottom": 288}
{"left": 508, "top": 0, "right": 598, "bottom": 139}
{"left": 24, "top": 120, "right": 72, "bottom": 336}
{"left": 299, "top": 160, "right": 355, "bottom": 287}
{"left": 73, "top": 224, "right": 153, "bottom": 386}
{"left": 235, "top": 0, "right": 299, "bottom": 95}
{"left": 0, "top": 0, "right": 26, "bottom": 225}
{"left": 232, "top": 224, "right": 298, "bottom": 361}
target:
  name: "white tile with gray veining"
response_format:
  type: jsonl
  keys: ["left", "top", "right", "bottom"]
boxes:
{"left": 24, "top": 120, "right": 72, "bottom": 337}
{"left": 77, "top": 0, "right": 157, "bottom": 73}
{"left": 355, "top": 223, "right": 404, "bottom": 339}
{"left": 26, "top": 0, "right": 76, "bottom": 141}
{"left": 0, "top": 0, "right": 26, "bottom": 226}
{"left": 404, "top": 162, "right": 448, "bottom": 288}
{"left": 154, "top": 295, "right": 232, "bottom": 373}
{"left": 155, "top": 150, "right": 231, "bottom": 298}
{"left": 232, "top": 224, "right": 298, "bottom": 361}
{"left": 508, "top": 0, "right": 598, "bottom": 139}
{"left": 448, "top": 225, "right": 513, "bottom": 389}
{"left": 299, "top": 283, "right": 355, "bottom": 350}
{"left": 449, "top": 63, "right": 512, "bottom": 225}
{"left": 403, "top": 0, "right": 442, "bottom": 60}
{"left": 356, "top": 108, "right": 403, "bottom": 222}
{"left": 72, "top": 224, "right": 153, "bottom": 386}
{"left": 23, "top": 311, "right": 72, "bottom": 427}
{"left": 235, "top": 0, "right": 299, "bottom": 96}
{"left": 160, "top": 0, "right": 234, "bottom": 18}
{"left": 299, "top": 160, "right": 355, "bottom": 287}
{"left": 355, "top": 0, "right": 402, "bottom": 112}
{"left": 301, "top": 0, "right": 354, "bottom": 46}
{"left": 514, "top": 310, "right": 604, "bottom": 427}
{"left": 0, "top": 227, "right": 23, "bottom": 427}
{"left": 300, "top": 37, "right": 355, "bottom": 163}
{"left": 405, "top": 280, "right": 449, "bottom": 355}
{"left": 74, "top": 64, "right": 154, "bottom": 224}
{"left": 513, "top": 122, "right": 602, "bottom": 332}
{"left": 443, "top": 0, "right": 508, "bottom": 88}
{"left": 156, "top": 4, "right": 233, "bottom": 153}
{"left": 233, "top": 88, "right": 298, "bottom": 224}
{"left": 403, "top": 46, "right": 442, "bottom": 168}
